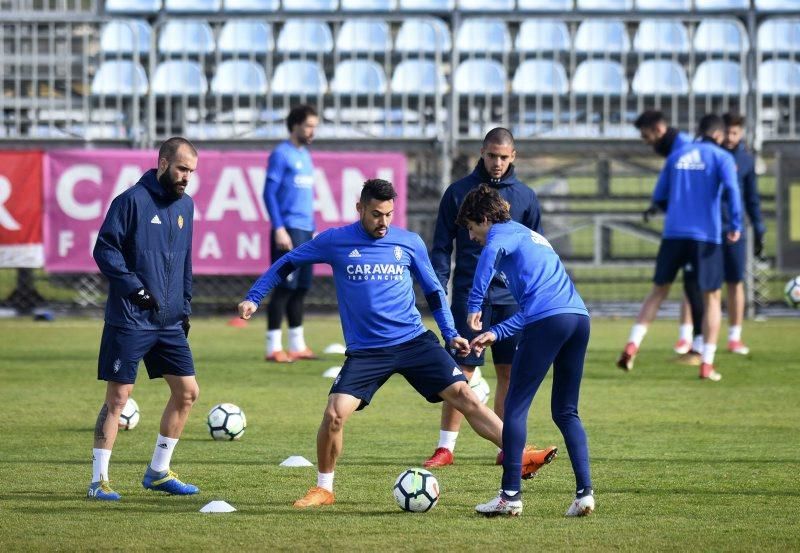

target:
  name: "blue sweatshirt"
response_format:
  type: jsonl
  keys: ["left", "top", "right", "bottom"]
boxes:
{"left": 263, "top": 140, "right": 315, "bottom": 232}
{"left": 432, "top": 160, "right": 541, "bottom": 305}
{"left": 244, "top": 222, "right": 458, "bottom": 350}
{"left": 93, "top": 169, "right": 194, "bottom": 330}
{"left": 653, "top": 139, "right": 742, "bottom": 244}
{"left": 722, "top": 141, "right": 765, "bottom": 237}
{"left": 467, "top": 221, "right": 587, "bottom": 341}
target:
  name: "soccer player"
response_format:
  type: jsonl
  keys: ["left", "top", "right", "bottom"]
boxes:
{"left": 424, "top": 127, "right": 549, "bottom": 469}
{"left": 88, "top": 137, "right": 200, "bottom": 500}
{"left": 617, "top": 114, "right": 743, "bottom": 381}
{"left": 262, "top": 104, "right": 319, "bottom": 362}
{"left": 455, "top": 185, "right": 594, "bottom": 518}
{"left": 238, "top": 179, "right": 552, "bottom": 509}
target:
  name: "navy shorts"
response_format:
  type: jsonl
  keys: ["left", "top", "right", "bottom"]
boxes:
{"left": 97, "top": 324, "right": 195, "bottom": 384}
{"left": 271, "top": 227, "right": 313, "bottom": 290}
{"left": 653, "top": 238, "right": 724, "bottom": 291}
{"left": 451, "top": 297, "right": 519, "bottom": 366}
{"left": 331, "top": 330, "right": 468, "bottom": 410}
{"left": 722, "top": 234, "right": 746, "bottom": 283}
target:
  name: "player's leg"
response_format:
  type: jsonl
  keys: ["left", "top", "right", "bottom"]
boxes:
{"left": 674, "top": 295, "right": 694, "bottom": 354}
{"left": 723, "top": 237, "right": 749, "bottom": 354}
{"left": 677, "top": 268, "right": 705, "bottom": 365}
{"left": 266, "top": 287, "right": 292, "bottom": 362}
{"left": 284, "top": 229, "right": 315, "bottom": 360}
{"left": 697, "top": 241, "right": 725, "bottom": 381}
{"left": 488, "top": 303, "right": 519, "bottom": 464}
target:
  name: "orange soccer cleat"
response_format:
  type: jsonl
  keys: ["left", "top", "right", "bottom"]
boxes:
{"left": 727, "top": 340, "right": 750, "bottom": 355}
{"left": 290, "top": 348, "right": 318, "bottom": 361}
{"left": 699, "top": 363, "right": 722, "bottom": 382}
{"left": 616, "top": 342, "right": 638, "bottom": 371}
{"left": 521, "top": 445, "right": 558, "bottom": 479}
{"left": 673, "top": 338, "right": 692, "bottom": 355}
{"left": 423, "top": 447, "right": 454, "bottom": 468}
{"left": 265, "top": 350, "right": 293, "bottom": 363}
{"left": 293, "top": 487, "right": 335, "bottom": 508}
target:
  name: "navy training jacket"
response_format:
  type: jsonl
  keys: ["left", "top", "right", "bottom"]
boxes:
{"left": 721, "top": 142, "right": 766, "bottom": 237}
{"left": 93, "top": 169, "right": 194, "bottom": 330}
{"left": 431, "top": 160, "right": 542, "bottom": 305}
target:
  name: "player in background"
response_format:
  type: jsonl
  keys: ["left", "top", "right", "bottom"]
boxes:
{"left": 262, "top": 104, "right": 319, "bottom": 363}
{"left": 457, "top": 185, "right": 594, "bottom": 518}
{"left": 617, "top": 114, "right": 743, "bottom": 381}
{"left": 238, "top": 179, "right": 553, "bottom": 509}
{"left": 88, "top": 137, "right": 200, "bottom": 500}
{"left": 424, "top": 127, "right": 550, "bottom": 469}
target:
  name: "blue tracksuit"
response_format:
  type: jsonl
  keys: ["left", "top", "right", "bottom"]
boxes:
{"left": 263, "top": 140, "right": 315, "bottom": 232}
{"left": 468, "top": 221, "right": 591, "bottom": 495}
{"left": 93, "top": 169, "right": 194, "bottom": 330}
{"left": 722, "top": 142, "right": 765, "bottom": 237}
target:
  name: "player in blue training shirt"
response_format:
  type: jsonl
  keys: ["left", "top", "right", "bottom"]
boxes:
{"left": 238, "top": 179, "right": 549, "bottom": 509}
{"left": 456, "top": 185, "right": 594, "bottom": 518}
{"left": 262, "top": 104, "right": 318, "bottom": 363}
{"left": 617, "top": 114, "right": 742, "bottom": 382}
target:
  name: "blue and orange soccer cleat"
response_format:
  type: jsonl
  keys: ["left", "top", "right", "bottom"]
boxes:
{"left": 142, "top": 466, "right": 199, "bottom": 495}
{"left": 87, "top": 480, "right": 121, "bottom": 501}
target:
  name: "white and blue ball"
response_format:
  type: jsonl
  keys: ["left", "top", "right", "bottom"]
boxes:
{"left": 207, "top": 403, "right": 247, "bottom": 441}
{"left": 118, "top": 397, "right": 140, "bottom": 430}
{"left": 393, "top": 468, "right": 440, "bottom": 512}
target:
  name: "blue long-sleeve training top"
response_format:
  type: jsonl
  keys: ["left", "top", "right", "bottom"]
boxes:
{"left": 467, "top": 221, "right": 587, "bottom": 341}
{"left": 722, "top": 141, "right": 766, "bottom": 237}
{"left": 262, "top": 140, "right": 315, "bottom": 232}
{"left": 244, "top": 222, "right": 459, "bottom": 350}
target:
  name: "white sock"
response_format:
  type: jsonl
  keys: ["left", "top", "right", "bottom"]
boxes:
{"left": 702, "top": 343, "right": 717, "bottom": 365}
{"left": 150, "top": 434, "right": 178, "bottom": 473}
{"left": 437, "top": 430, "right": 459, "bottom": 452}
{"left": 628, "top": 324, "right": 648, "bottom": 347}
{"left": 92, "top": 448, "right": 111, "bottom": 482}
{"left": 267, "top": 329, "right": 283, "bottom": 355}
{"left": 692, "top": 335, "right": 704, "bottom": 353}
{"left": 317, "top": 471, "right": 334, "bottom": 492}
{"left": 728, "top": 325, "right": 742, "bottom": 342}
{"left": 679, "top": 324, "right": 693, "bottom": 342}
{"left": 502, "top": 489, "right": 520, "bottom": 498}
{"left": 288, "top": 326, "right": 307, "bottom": 352}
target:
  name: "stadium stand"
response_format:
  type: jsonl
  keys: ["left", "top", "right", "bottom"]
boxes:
{"left": 271, "top": 60, "right": 328, "bottom": 94}
{"left": 336, "top": 19, "right": 392, "bottom": 53}
{"left": 631, "top": 60, "right": 689, "bottom": 95}
{"left": 633, "top": 20, "right": 690, "bottom": 54}
{"left": 91, "top": 60, "right": 149, "bottom": 96}
{"left": 757, "top": 19, "right": 800, "bottom": 54}
{"left": 693, "top": 19, "right": 749, "bottom": 54}
{"left": 692, "top": 60, "right": 747, "bottom": 95}
{"left": 455, "top": 19, "right": 512, "bottom": 54}
{"left": 157, "top": 20, "right": 215, "bottom": 55}
{"left": 218, "top": 20, "right": 274, "bottom": 54}
{"left": 395, "top": 18, "right": 451, "bottom": 54}
{"left": 574, "top": 20, "right": 631, "bottom": 54}
{"left": 100, "top": 20, "right": 152, "bottom": 56}
{"left": 515, "top": 20, "right": 571, "bottom": 53}
{"left": 276, "top": 19, "right": 334, "bottom": 53}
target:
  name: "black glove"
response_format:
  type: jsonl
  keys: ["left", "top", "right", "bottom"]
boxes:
{"left": 754, "top": 233, "right": 764, "bottom": 258}
{"left": 642, "top": 205, "right": 659, "bottom": 223}
{"left": 181, "top": 316, "right": 191, "bottom": 338}
{"left": 128, "top": 288, "right": 160, "bottom": 312}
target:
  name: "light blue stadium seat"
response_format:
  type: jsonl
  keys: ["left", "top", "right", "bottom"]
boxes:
{"left": 454, "top": 59, "right": 506, "bottom": 94}
{"left": 277, "top": 20, "right": 333, "bottom": 53}
{"left": 756, "top": 0, "right": 800, "bottom": 10}
{"left": 91, "top": 60, "right": 149, "bottom": 95}
{"left": 391, "top": 59, "right": 447, "bottom": 94}
{"left": 758, "top": 19, "right": 800, "bottom": 53}
{"left": 456, "top": 20, "right": 512, "bottom": 54}
{"left": 695, "top": 0, "right": 748, "bottom": 9}
{"left": 336, "top": 19, "right": 391, "bottom": 53}
{"left": 577, "top": 0, "right": 633, "bottom": 9}
{"left": 758, "top": 60, "right": 800, "bottom": 95}
{"left": 634, "top": 20, "right": 689, "bottom": 53}
{"left": 458, "top": 0, "right": 515, "bottom": 9}
{"left": 106, "top": 0, "right": 161, "bottom": 13}
{"left": 223, "top": 0, "right": 280, "bottom": 9}
{"left": 399, "top": 0, "right": 454, "bottom": 7}
{"left": 331, "top": 60, "right": 387, "bottom": 94}
{"left": 635, "top": 0, "right": 691, "bottom": 9}
{"left": 152, "top": 61, "right": 208, "bottom": 95}
{"left": 100, "top": 20, "right": 151, "bottom": 56}
{"left": 512, "top": 60, "right": 568, "bottom": 95}
{"left": 395, "top": 18, "right": 451, "bottom": 54}
{"left": 211, "top": 60, "right": 268, "bottom": 95}
{"left": 692, "top": 60, "right": 746, "bottom": 94}
{"left": 694, "top": 20, "right": 749, "bottom": 54}
{"left": 518, "top": 0, "right": 573, "bottom": 9}
{"left": 631, "top": 60, "right": 689, "bottom": 94}
{"left": 158, "top": 20, "right": 215, "bottom": 55}
{"left": 218, "top": 21, "right": 274, "bottom": 55}
{"left": 572, "top": 60, "right": 628, "bottom": 95}
{"left": 341, "top": 0, "right": 397, "bottom": 9}
{"left": 283, "top": 0, "right": 338, "bottom": 10}
{"left": 272, "top": 60, "right": 328, "bottom": 94}
{"left": 516, "top": 19, "right": 570, "bottom": 52}
{"left": 575, "top": 20, "right": 630, "bottom": 54}
{"left": 164, "top": 0, "right": 221, "bottom": 11}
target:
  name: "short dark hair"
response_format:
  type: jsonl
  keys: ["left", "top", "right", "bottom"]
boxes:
{"left": 723, "top": 111, "right": 746, "bottom": 128}
{"left": 483, "top": 127, "right": 515, "bottom": 149}
{"left": 360, "top": 179, "right": 397, "bottom": 204}
{"left": 697, "top": 113, "right": 725, "bottom": 137}
{"left": 286, "top": 104, "right": 318, "bottom": 132}
{"left": 456, "top": 184, "right": 511, "bottom": 227}
{"left": 158, "top": 137, "right": 197, "bottom": 162}
{"left": 634, "top": 110, "right": 666, "bottom": 130}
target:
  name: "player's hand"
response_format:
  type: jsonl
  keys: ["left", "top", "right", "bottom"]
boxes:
{"left": 238, "top": 300, "right": 258, "bottom": 320}
{"left": 467, "top": 311, "right": 483, "bottom": 332}
{"left": 642, "top": 204, "right": 659, "bottom": 223}
{"left": 449, "top": 336, "right": 470, "bottom": 357}
{"left": 181, "top": 316, "right": 191, "bottom": 338}
{"left": 129, "top": 288, "right": 160, "bottom": 311}
{"left": 727, "top": 230, "right": 741, "bottom": 244}
{"left": 274, "top": 227, "right": 293, "bottom": 251}
{"left": 470, "top": 331, "right": 496, "bottom": 357}
{"left": 754, "top": 233, "right": 765, "bottom": 258}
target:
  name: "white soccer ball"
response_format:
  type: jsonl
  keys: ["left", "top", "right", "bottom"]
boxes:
{"left": 393, "top": 468, "right": 440, "bottom": 512}
{"left": 469, "top": 367, "right": 491, "bottom": 405}
{"left": 784, "top": 276, "right": 800, "bottom": 308}
{"left": 118, "top": 398, "right": 140, "bottom": 430}
{"left": 207, "top": 403, "right": 247, "bottom": 441}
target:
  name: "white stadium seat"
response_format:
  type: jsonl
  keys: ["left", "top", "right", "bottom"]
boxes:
{"left": 331, "top": 60, "right": 388, "bottom": 94}
{"left": 577, "top": 0, "right": 633, "bottom": 9}
{"left": 694, "top": 20, "right": 749, "bottom": 54}
{"left": 152, "top": 61, "right": 208, "bottom": 95}
{"left": 692, "top": 60, "right": 746, "bottom": 95}
{"left": 336, "top": 20, "right": 392, "bottom": 53}
{"left": 223, "top": 0, "right": 280, "bottom": 11}
{"left": 91, "top": 60, "right": 149, "bottom": 95}
{"left": 282, "top": 0, "right": 338, "bottom": 10}
{"left": 454, "top": 59, "right": 506, "bottom": 94}
{"left": 572, "top": 60, "right": 628, "bottom": 95}
{"left": 100, "top": 20, "right": 151, "bottom": 56}
{"left": 575, "top": 20, "right": 630, "bottom": 54}
{"left": 695, "top": 0, "right": 748, "bottom": 9}
{"left": 341, "top": 0, "right": 397, "bottom": 9}
{"left": 456, "top": 20, "right": 512, "bottom": 54}
{"left": 635, "top": 0, "right": 691, "bottom": 9}
{"left": 277, "top": 20, "right": 333, "bottom": 53}
{"left": 758, "top": 19, "right": 800, "bottom": 53}
{"left": 271, "top": 60, "right": 328, "bottom": 95}
{"left": 391, "top": 59, "right": 448, "bottom": 94}
{"left": 758, "top": 60, "right": 800, "bottom": 95}
{"left": 106, "top": 0, "right": 161, "bottom": 13}
{"left": 516, "top": 20, "right": 571, "bottom": 52}
{"left": 218, "top": 21, "right": 274, "bottom": 55}
{"left": 395, "top": 18, "right": 451, "bottom": 54}
{"left": 164, "top": 0, "right": 221, "bottom": 11}
{"left": 458, "top": 0, "right": 515, "bottom": 9}
{"left": 632, "top": 60, "right": 689, "bottom": 95}
{"left": 755, "top": 0, "right": 800, "bottom": 10}
{"left": 518, "top": 0, "right": 573, "bottom": 9}
{"left": 634, "top": 20, "right": 690, "bottom": 54}
{"left": 512, "top": 60, "right": 569, "bottom": 95}
{"left": 211, "top": 60, "right": 268, "bottom": 95}
{"left": 158, "top": 20, "right": 215, "bottom": 55}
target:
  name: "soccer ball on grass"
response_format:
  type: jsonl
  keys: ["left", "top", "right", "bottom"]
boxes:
{"left": 784, "top": 276, "right": 800, "bottom": 308}
{"left": 118, "top": 398, "right": 140, "bottom": 430}
{"left": 393, "top": 468, "right": 439, "bottom": 512}
{"left": 207, "top": 403, "right": 247, "bottom": 440}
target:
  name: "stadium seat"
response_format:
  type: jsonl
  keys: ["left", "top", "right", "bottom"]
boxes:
{"left": 574, "top": 20, "right": 630, "bottom": 54}
{"left": 515, "top": 19, "right": 570, "bottom": 52}
{"left": 572, "top": 60, "right": 628, "bottom": 95}
{"left": 106, "top": 0, "right": 161, "bottom": 13}
{"left": 211, "top": 60, "right": 268, "bottom": 95}
{"left": 399, "top": 0, "right": 454, "bottom": 7}
{"left": 694, "top": 0, "right": 748, "bottom": 9}
{"left": 631, "top": 60, "right": 689, "bottom": 95}
{"left": 164, "top": 0, "right": 221, "bottom": 11}
{"left": 758, "top": 60, "right": 800, "bottom": 95}
{"left": 755, "top": 0, "right": 800, "bottom": 10}
{"left": 512, "top": 60, "right": 569, "bottom": 95}
{"left": 758, "top": 19, "right": 800, "bottom": 54}
{"left": 395, "top": 18, "right": 451, "bottom": 54}
{"left": 218, "top": 21, "right": 274, "bottom": 55}
{"left": 692, "top": 60, "right": 746, "bottom": 94}
{"left": 454, "top": 59, "right": 507, "bottom": 94}
{"left": 336, "top": 19, "right": 391, "bottom": 53}
{"left": 517, "top": 0, "right": 573, "bottom": 9}
{"left": 341, "top": 0, "right": 397, "bottom": 9}
{"left": 693, "top": 20, "right": 749, "bottom": 54}
{"left": 634, "top": 20, "right": 690, "bottom": 53}
{"left": 152, "top": 61, "right": 208, "bottom": 95}
{"left": 331, "top": 60, "right": 387, "bottom": 94}
{"left": 282, "top": 0, "right": 338, "bottom": 10}
{"left": 456, "top": 20, "right": 512, "bottom": 54}
{"left": 277, "top": 20, "right": 333, "bottom": 53}
{"left": 223, "top": 0, "right": 280, "bottom": 10}
{"left": 577, "top": 0, "right": 633, "bottom": 9}
{"left": 158, "top": 20, "right": 215, "bottom": 55}
{"left": 458, "top": 0, "right": 515, "bottom": 9}
{"left": 271, "top": 60, "right": 328, "bottom": 94}
{"left": 100, "top": 20, "right": 151, "bottom": 56}
{"left": 391, "top": 60, "right": 448, "bottom": 94}
{"left": 91, "top": 60, "right": 149, "bottom": 95}
{"left": 634, "top": 0, "right": 691, "bottom": 9}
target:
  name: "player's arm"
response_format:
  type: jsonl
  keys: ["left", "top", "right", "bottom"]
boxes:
{"left": 93, "top": 195, "right": 144, "bottom": 295}
{"left": 466, "top": 240, "right": 502, "bottom": 330}
{"left": 523, "top": 188, "right": 543, "bottom": 234}
{"left": 262, "top": 149, "right": 286, "bottom": 230}
{"left": 430, "top": 187, "right": 457, "bottom": 292}
{"left": 742, "top": 157, "right": 766, "bottom": 240}
{"left": 720, "top": 153, "right": 743, "bottom": 241}
{"left": 183, "top": 204, "right": 194, "bottom": 317}
{"left": 650, "top": 162, "right": 670, "bottom": 212}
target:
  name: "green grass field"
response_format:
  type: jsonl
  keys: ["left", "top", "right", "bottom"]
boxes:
{"left": 1, "top": 315, "right": 799, "bottom": 551}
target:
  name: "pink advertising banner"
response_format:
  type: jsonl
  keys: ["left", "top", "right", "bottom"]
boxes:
{"left": 43, "top": 149, "right": 407, "bottom": 274}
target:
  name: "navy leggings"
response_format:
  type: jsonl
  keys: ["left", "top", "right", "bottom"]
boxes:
{"left": 501, "top": 313, "right": 592, "bottom": 495}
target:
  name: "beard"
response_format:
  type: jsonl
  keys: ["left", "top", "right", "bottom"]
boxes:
{"left": 158, "top": 168, "right": 184, "bottom": 199}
